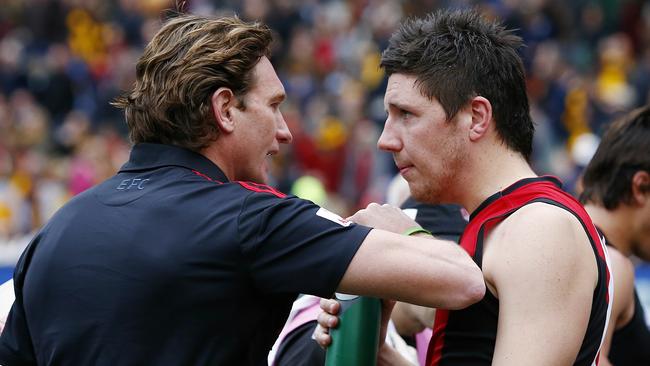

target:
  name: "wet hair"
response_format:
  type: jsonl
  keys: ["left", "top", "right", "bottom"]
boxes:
{"left": 113, "top": 14, "right": 272, "bottom": 151}
{"left": 580, "top": 106, "right": 650, "bottom": 209}
{"left": 381, "top": 9, "right": 534, "bottom": 159}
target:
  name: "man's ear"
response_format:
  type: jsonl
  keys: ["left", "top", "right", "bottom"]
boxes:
{"left": 468, "top": 96, "right": 493, "bottom": 142}
{"left": 631, "top": 170, "right": 650, "bottom": 206}
{"left": 211, "top": 87, "right": 237, "bottom": 134}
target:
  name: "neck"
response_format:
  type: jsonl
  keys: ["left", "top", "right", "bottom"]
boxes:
{"left": 584, "top": 203, "right": 633, "bottom": 256}
{"left": 457, "top": 144, "right": 537, "bottom": 213}
{"left": 200, "top": 142, "right": 235, "bottom": 181}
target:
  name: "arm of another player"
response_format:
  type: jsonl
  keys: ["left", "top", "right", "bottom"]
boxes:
{"left": 598, "top": 247, "right": 635, "bottom": 366}
{"left": 392, "top": 301, "right": 436, "bottom": 336}
{"left": 485, "top": 203, "right": 601, "bottom": 366}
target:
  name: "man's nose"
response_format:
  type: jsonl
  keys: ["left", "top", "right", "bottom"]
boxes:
{"left": 377, "top": 119, "right": 401, "bottom": 152}
{"left": 276, "top": 114, "right": 293, "bottom": 144}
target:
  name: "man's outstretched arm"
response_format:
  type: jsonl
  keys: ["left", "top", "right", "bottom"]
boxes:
{"left": 336, "top": 203, "right": 484, "bottom": 310}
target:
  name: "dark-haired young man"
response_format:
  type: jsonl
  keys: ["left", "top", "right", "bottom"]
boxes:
{"left": 0, "top": 14, "right": 485, "bottom": 365}
{"left": 579, "top": 106, "right": 650, "bottom": 366}
{"left": 315, "top": 9, "right": 612, "bottom": 366}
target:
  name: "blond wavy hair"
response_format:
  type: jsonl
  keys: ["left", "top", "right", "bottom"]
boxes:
{"left": 113, "top": 14, "right": 272, "bottom": 151}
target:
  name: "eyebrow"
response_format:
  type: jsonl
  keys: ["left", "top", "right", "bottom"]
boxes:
{"left": 386, "top": 101, "right": 413, "bottom": 113}
{"left": 270, "top": 92, "right": 286, "bottom": 104}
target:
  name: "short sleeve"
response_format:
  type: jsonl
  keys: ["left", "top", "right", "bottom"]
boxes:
{"left": 238, "top": 193, "right": 371, "bottom": 297}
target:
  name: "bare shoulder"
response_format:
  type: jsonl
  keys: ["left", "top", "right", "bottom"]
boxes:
{"left": 488, "top": 201, "right": 592, "bottom": 253}
{"left": 483, "top": 202, "right": 597, "bottom": 292}
{"left": 503, "top": 201, "right": 586, "bottom": 231}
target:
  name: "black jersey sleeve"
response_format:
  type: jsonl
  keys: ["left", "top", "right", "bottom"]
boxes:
{"left": 238, "top": 193, "right": 371, "bottom": 298}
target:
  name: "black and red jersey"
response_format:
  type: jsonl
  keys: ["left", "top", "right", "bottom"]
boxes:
{"left": 427, "top": 176, "right": 612, "bottom": 366}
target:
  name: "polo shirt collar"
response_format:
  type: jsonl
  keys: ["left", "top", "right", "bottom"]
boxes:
{"left": 119, "top": 143, "right": 229, "bottom": 182}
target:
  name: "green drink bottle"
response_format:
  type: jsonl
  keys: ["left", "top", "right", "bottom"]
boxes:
{"left": 324, "top": 293, "right": 382, "bottom": 366}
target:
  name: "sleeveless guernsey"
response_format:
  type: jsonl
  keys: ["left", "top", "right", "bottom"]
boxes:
{"left": 427, "top": 177, "right": 612, "bottom": 366}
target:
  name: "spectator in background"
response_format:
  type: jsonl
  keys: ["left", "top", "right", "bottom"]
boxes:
{"left": 579, "top": 105, "right": 650, "bottom": 366}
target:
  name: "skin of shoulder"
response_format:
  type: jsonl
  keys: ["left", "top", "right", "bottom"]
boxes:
{"left": 599, "top": 246, "right": 635, "bottom": 365}
{"left": 481, "top": 202, "right": 600, "bottom": 366}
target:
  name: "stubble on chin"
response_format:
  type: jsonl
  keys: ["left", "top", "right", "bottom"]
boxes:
{"left": 408, "top": 180, "right": 444, "bottom": 205}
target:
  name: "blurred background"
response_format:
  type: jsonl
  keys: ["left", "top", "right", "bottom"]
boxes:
{"left": 0, "top": 0, "right": 649, "bottom": 315}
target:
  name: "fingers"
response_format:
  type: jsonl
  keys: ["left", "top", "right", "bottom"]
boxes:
{"left": 314, "top": 298, "right": 341, "bottom": 349}
{"left": 319, "top": 298, "right": 340, "bottom": 315}
{"left": 349, "top": 202, "right": 418, "bottom": 232}
{"left": 312, "top": 324, "right": 332, "bottom": 348}
{"left": 317, "top": 309, "right": 339, "bottom": 329}
{"left": 349, "top": 203, "right": 388, "bottom": 218}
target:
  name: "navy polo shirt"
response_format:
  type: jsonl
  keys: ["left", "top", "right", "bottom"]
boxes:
{"left": 0, "top": 143, "right": 370, "bottom": 365}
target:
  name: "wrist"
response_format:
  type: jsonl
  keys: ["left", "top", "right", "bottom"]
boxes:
{"left": 402, "top": 226, "right": 432, "bottom": 237}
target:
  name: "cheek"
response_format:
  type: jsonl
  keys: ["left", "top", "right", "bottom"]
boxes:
{"left": 262, "top": 112, "right": 278, "bottom": 135}
{"left": 413, "top": 137, "right": 445, "bottom": 168}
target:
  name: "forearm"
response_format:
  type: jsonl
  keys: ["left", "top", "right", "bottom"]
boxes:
{"left": 337, "top": 230, "right": 484, "bottom": 309}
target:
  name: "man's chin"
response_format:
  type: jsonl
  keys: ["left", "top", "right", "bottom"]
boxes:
{"left": 410, "top": 189, "right": 431, "bottom": 204}
{"left": 410, "top": 185, "right": 443, "bottom": 205}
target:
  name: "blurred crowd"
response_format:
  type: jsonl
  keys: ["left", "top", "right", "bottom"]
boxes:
{"left": 0, "top": 0, "right": 649, "bottom": 246}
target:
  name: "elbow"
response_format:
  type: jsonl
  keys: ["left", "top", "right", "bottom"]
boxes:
{"left": 461, "top": 271, "right": 486, "bottom": 309}
{"left": 447, "top": 263, "right": 485, "bottom": 310}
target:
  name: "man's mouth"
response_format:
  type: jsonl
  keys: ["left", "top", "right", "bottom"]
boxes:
{"left": 396, "top": 163, "right": 414, "bottom": 175}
